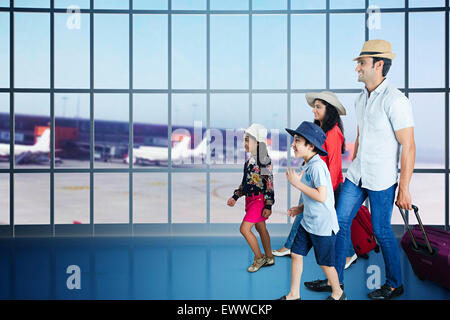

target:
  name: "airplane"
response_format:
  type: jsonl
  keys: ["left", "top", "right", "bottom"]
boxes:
{"left": 125, "top": 135, "right": 192, "bottom": 166}
{"left": 0, "top": 129, "right": 51, "bottom": 164}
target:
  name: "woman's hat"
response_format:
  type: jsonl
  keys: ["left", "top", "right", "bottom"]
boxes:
{"left": 244, "top": 123, "right": 268, "bottom": 143}
{"left": 305, "top": 91, "right": 347, "bottom": 116}
{"left": 285, "top": 121, "right": 328, "bottom": 156}
{"left": 353, "top": 39, "right": 396, "bottom": 61}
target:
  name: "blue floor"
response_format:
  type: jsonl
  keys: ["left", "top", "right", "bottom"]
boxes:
{"left": 0, "top": 235, "right": 448, "bottom": 300}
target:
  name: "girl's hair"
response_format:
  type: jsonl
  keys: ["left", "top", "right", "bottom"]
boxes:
{"left": 257, "top": 141, "right": 271, "bottom": 167}
{"left": 313, "top": 99, "right": 346, "bottom": 154}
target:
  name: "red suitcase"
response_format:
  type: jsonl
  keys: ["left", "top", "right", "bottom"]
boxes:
{"left": 351, "top": 205, "right": 380, "bottom": 258}
{"left": 397, "top": 204, "right": 450, "bottom": 290}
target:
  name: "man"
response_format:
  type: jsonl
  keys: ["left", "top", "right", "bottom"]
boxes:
{"left": 304, "top": 39, "right": 416, "bottom": 300}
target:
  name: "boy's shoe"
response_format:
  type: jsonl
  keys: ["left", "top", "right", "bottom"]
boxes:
{"left": 344, "top": 254, "right": 358, "bottom": 270}
{"left": 247, "top": 256, "right": 267, "bottom": 273}
{"left": 263, "top": 255, "right": 275, "bottom": 267}
{"left": 368, "top": 284, "right": 404, "bottom": 300}
{"left": 304, "top": 279, "right": 344, "bottom": 292}
{"left": 277, "top": 295, "right": 301, "bottom": 300}
{"left": 272, "top": 248, "right": 291, "bottom": 257}
{"left": 326, "top": 292, "right": 347, "bottom": 300}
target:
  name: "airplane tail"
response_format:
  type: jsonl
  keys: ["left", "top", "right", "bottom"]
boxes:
{"left": 172, "top": 135, "right": 191, "bottom": 158}
{"left": 32, "top": 129, "right": 50, "bottom": 153}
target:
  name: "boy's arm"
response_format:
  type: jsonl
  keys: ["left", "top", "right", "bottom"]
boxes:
{"left": 292, "top": 182, "right": 327, "bottom": 203}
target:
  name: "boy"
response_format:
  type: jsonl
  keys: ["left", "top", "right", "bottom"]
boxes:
{"left": 278, "top": 121, "right": 346, "bottom": 300}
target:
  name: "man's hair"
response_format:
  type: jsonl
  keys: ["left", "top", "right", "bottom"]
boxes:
{"left": 372, "top": 57, "right": 392, "bottom": 77}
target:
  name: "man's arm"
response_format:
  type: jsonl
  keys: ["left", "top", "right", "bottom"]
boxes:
{"left": 395, "top": 127, "right": 416, "bottom": 210}
{"left": 352, "top": 126, "right": 359, "bottom": 161}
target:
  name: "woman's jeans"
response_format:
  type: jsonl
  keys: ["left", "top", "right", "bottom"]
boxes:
{"left": 334, "top": 178, "right": 402, "bottom": 288}
{"left": 284, "top": 182, "right": 356, "bottom": 258}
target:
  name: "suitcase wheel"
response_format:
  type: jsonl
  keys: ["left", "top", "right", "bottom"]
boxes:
{"left": 374, "top": 244, "right": 380, "bottom": 253}
{"left": 358, "top": 253, "right": 369, "bottom": 259}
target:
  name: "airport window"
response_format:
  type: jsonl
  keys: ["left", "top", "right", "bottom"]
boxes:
{"left": 252, "top": 14, "right": 287, "bottom": 89}
{"left": 1, "top": 1, "right": 449, "bottom": 236}
{"left": 94, "top": 14, "right": 129, "bottom": 89}
{"left": 14, "top": 13, "right": 50, "bottom": 88}
{"left": 133, "top": 14, "right": 168, "bottom": 90}
{"left": 291, "top": 14, "right": 326, "bottom": 90}
{"left": 54, "top": 12, "right": 90, "bottom": 89}
{"left": 330, "top": 13, "right": 365, "bottom": 89}
{"left": 0, "top": 12, "right": 9, "bottom": 88}
{"left": 409, "top": 12, "right": 445, "bottom": 89}
{"left": 210, "top": 14, "right": 249, "bottom": 90}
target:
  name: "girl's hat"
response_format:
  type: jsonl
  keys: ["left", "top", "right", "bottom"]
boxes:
{"left": 305, "top": 91, "right": 347, "bottom": 116}
{"left": 244, "top": 123, "right": 267, "bottom": 143}
{"left": 353, "top": 39, "right": 396, "bottom": 61}
{"left": 285, "top": 121, "right": 328, "bottom": 157}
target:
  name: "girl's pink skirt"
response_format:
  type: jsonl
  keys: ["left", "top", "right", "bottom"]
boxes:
{"left": 244, "top": 194, "right": 268, "bottom": 223}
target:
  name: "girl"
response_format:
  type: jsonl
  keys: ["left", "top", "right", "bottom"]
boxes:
{"left": 227, "top": 123, "right": 275, "bottom": 273}
{"left": 273, "top": 92, "right": 357, "bottom": 270}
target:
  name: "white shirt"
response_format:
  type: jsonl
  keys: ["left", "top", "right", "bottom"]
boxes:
{"left": 346, "top": 79, "right": 415, "bottom": 191}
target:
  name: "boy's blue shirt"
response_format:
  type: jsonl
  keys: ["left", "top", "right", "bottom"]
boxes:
{"left": 297, "top": 154, "right": 340, "bottom": 236}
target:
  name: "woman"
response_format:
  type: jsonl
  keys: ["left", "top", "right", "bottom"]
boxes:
{"left": 273, "top": 91, "right": 358, "bottom": 269}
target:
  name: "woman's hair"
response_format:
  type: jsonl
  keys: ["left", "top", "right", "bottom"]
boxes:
{"left": 313, "top": 99, "right": 346, "bottom": 154}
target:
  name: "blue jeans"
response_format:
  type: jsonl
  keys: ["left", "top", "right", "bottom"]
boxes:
{"left": 285, "top": 182, "right": 355, "bottom": 260}
{"left": 335, "top": 178, "right": 402, "bottom": 288}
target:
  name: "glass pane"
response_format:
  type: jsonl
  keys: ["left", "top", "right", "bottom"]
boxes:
{"left": 14, "top": 13, "right": 50, "bottom": 88}
{"left": 55, "top": 12, "right": 90, "bottom": 89}
{"left": 171, "top": 94, "right": 206, "bottom": 167}
{"left": 391, "top": 174, "right": 444, "bottom": 226}
{"left": 210, "top": 94, "right": 248, "bottom": 167}
{"left": 252, "top": 14, "right": 287, "bottom": 89}
{"left": 172, "top": 0, "right": 206, "bottom": 10}
{"left": 330, "top": 0, "right": 365, "bottom": 9}
{"left": 252, "top": 94, "right": 287, "bottom": 169}
{"left": 94, "top": 173, "right": 129, "bottom": 223}
{"left": 94, "top": 0, "right": 128, "bottom": 9}
{"left": 211, "top": 14, "right": 249, "bottom": 89}
{"left": 0, "top": 0, "right": 9, "bottom": 7}
{"left": 94, "top": 94, "right": 129, "bottom": 168}
{"left": 94, "top": 14, "right": 129, "bottom": 89}
{"left": 210, "top": 172, "right": 244, "bottom": 223}
{"left": 55, "top": 93, "right": 90, "bottom": 168}
{"left": 0, "top": 13, "right": 9, "bottom": 88}
{"left": 291, "top": 14, "right": 326, "bottom": 89}
{"left": 0, "top": 174, "right": 8, "bottom": 225}
{"left": 0, "top": 93, "right": 9, "bottom": 168}
{"left": 14, "top": 0, "right": 49, "bottom": 7}
{"left": 291, "top": 0, "right": 326, "bottom": 9}
{"left": 15, "top": 173, "right": 49, "bottom": 225}
{"left": 330, "top": 13, "right": 365, "bottom": 89}
{"left": 14, "top": 93, "right": 50, "bottom": 169}
{"left": 210, "top": 0, "right": 248, "bottom": 10}
{"left": 133, "top": 173, "right": 168, "bottom": 223}
{"left": 369, "top": 0, "right": 404, "bottom": 8}
{"left": 252, "top": 0, "right": 287, "bottom": 9}
{"left": 409, "top": 12, "right": 445, "bottom": 88}
{"left": 55, "top": 0, "right": 90, "bottom": 9}
{"left": 172, "top": 15, "right": 206, "bottom": 89}
{"left": 133, "top": 0, "right": 167, "bottom": 10}
{"left": 409, "top": 93, "right": 444, "bottom": 169}
{"left": 172, "top": 173, "right": 206, "bottom": 223}
{"left": 133, "top": 14, "right": 168, "bottom": 89}
{"left": 368, "top": 13, "right": 405, "bottom": 89}
{"left": 132, "top": 94, "right": 168, "bottom": 167}
{"left": 409, "top": 0, "right": 445, "bottom": 7}
{"left": 55, "top": 173, "right": 90, "bottom": 224}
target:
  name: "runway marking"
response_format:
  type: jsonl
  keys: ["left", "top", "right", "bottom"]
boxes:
{"left": 147, "top": 181, "right": 167, "bottom": 186}
{"left": 61, "top": 186, "right": 90, "bottom": 191}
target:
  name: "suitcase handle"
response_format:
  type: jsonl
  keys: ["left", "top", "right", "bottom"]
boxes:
{"left": 395, "top": 203, "right": 433, "bottom": 255}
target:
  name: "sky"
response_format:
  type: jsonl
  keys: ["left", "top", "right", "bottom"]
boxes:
{"left": 0, "top": 0, "right": 447, "bottom": 166}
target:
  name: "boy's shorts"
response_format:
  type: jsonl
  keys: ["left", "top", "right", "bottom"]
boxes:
{"left": 291, "top": 223, "right": 336, "bottom": 267}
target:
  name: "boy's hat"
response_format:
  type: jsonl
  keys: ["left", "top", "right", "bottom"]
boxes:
{"left": 353, "top": 39, "right": 396, "bottom": 61}
{"left": 285, "top": 121, "right": 328, "bottom": 156}
{"left": 244, "top": 123, "right": 267, "bottom": 143}
{"left": 305, "top": 91, "right": 347, "bottom": 116}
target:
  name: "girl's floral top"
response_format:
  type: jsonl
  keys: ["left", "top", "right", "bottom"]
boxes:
{"left": 232, "top": 155, "right": 275, "bottom": 210}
